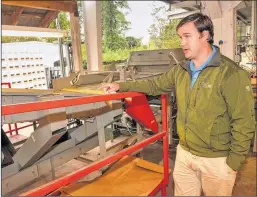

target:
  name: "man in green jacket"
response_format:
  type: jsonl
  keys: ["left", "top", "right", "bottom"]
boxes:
{"left": 102, "top": 13, "right": 256, "bottom": 196}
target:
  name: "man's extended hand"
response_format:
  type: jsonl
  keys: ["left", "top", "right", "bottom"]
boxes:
{"left": 100, "top": 83, "right": 120, "bottom": 94}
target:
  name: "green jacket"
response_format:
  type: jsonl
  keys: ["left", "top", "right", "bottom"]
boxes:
{"left": 118, "top": 47, "right": 256, "bottom": 171}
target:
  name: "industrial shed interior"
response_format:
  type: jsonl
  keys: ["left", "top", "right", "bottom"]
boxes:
{"left": 1, "top": 0, "right": 256, "bottom": 196}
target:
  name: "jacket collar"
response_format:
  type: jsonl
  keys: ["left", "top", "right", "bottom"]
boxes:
{"left": 180, "top": 45, "right": 221, "bottom": 72}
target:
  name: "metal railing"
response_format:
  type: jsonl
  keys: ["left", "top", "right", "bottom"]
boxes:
{"left": 1, "top": 82, "right": 35, "bottom": 136}
{"left": 2, "top": 92, "right": 169, "bottom": 196}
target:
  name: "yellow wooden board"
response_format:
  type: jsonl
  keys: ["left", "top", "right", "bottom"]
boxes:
{"left": 62, "top": 86, "right": 104, "bottom": 95}
{"left": 61, "top": 86, "right": 113, "bottom": 108}
{"left": 55, "top": 156, "right": 171, "bottom": 196}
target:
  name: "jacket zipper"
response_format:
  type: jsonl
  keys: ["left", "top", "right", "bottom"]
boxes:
{"left": 193, "top": 84, "right": 201, "bottom": 107}
{"left": 184, "top": 72, "right": 191, "bottom": 150}
{"left": 182, "top": 65, "right": 217, "bottom": 150}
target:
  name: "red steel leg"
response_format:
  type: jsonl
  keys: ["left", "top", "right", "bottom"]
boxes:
{"left": 14, "top": 123, "right": 18, "bottom": 135}
{"left": 161, "top": 183, "right": 167, "bottom": 196}
{"left": 161, "top": 95, "right": 169, "bottom": 185}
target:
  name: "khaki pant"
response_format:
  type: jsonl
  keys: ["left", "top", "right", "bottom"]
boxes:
{"left": 173, "top": 144, "right": 237, "bottom": 196}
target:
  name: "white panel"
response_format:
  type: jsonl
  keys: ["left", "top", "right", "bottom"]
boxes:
{"left": 82, "top": 1, "right": 103, "bottom": 71}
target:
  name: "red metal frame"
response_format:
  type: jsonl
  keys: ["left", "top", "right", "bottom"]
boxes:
{"left": 1, "top": 82, "right": 11, "bottom": 88}
{"left": 2, "top": 93, "right": 169, "bottom": 196}
{"left": 2, "top": 82, "right": 35, "bottom": 136}
{"left": 2, "top": 82, "right": 18, "bottom": 135}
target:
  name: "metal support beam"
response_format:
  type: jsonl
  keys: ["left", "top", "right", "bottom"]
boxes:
{"left": 237, "top": 12, "right": 249, "bottom": 25}
{"left": 82, "top": 1, "right": 102, "bottom": 72}
{"left": 168, "top": 10, "right": 200, "bottom": 20}
{"left": 63, "top": 44, "right": 72, "bottom": 75}
{"left": 169, "top": 1, "right": 200, "bottom": 9}
{"left": 250, "top": 0, "right": 256, "bottom": 46}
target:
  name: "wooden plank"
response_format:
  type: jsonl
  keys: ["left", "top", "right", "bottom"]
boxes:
{"left": 70, "top": 11, "right": 83, "bottom": 72}
{"left": 2, "top": 88, "right": 53, "bottom": 96}
{"left": 52, "top": 72, "right": 120, "bottom": 90}
{"left": 2, "top": 1, "right": 75, "bottom": 13}
{"left": 40, "top": 11, "right": 58, "bottom": 28}
{"left": 11, "top": 7, "right": 24, "bottom": 25}
{"left": 2, "top": 25, "right": 67, "bottom": 37}
{"left": 74, "top": 72, "right": 120, "bottom": 86}
{"left": 52, "top": 73, "right": 78, "bottom": 90}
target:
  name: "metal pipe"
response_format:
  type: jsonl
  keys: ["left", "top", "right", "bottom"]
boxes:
{"left": 168, "top": 10, "right": 200, "bottom": 20}
{"left": 251, "top": 0, "right": 256, "bottom": 46}
{"left": 56, "top": 16, "right": 65, "bottom": 77}
{"left": 237, "top": 14, "right": 249, "bottom": 25}
{"left": 64, "top": 43, "right": 71, "bottom": 74}
{"left": 7, "top": 123, "right": 34, "bottom": 133}
{"left": 2, "top": 92, "right": 144, "bottom": 115}
{"left": 162, "top": 94, "right": 169, "bottom": 186}
{"left": 14, "top": 123, "right": 18, "bottom": 135}
{"left": 21, "top": 131, "right": 166, "bottom": 196}
{"left": 148, "top": 181, "right": 164, "bottom": 196}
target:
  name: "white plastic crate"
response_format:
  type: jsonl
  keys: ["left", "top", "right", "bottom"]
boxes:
{"left": 2, "top": 44, "right": 47, "bottom": 89}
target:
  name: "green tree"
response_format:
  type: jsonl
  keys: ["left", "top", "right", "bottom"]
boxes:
{"left": 126, "top": 36, "right": 142, "bottom": 48}
{"left": 159, "top": 19, "right": 181, "bottom": 48}
{"left": 148, "top": 2, "right": 181, "bottom": 49}
{"left": 47, "top": 12, "right": 71, "bottom": 43}
{"left": 101, "top": 1, "right": 131, "bottom": 51}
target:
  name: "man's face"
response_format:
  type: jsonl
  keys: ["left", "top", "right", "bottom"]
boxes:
{"left": 177, "top": 22, "right": 205, "bottom": 59}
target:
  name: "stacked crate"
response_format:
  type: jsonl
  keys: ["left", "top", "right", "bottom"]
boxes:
{"left": 2, "top": 47, "right": 47, "bottom": 89}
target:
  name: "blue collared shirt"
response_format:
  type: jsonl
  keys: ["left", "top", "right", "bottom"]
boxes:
{"left": 190, "top": 46, "right": 217, "bottom": 88}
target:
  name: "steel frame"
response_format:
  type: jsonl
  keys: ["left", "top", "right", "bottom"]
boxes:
{"left": 1, "top": 82, "right": 34, "bottom": 136}
{"left": 2, "top": 92, "right": 169, "bottom": 196}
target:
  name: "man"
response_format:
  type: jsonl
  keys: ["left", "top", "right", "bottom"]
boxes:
{"left": 101, "top": 13, "right": 256, "bottom": 196}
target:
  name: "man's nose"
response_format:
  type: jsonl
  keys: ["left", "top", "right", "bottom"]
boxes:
{"left": 180, "top": 38, "right": 187, "bottom": 47}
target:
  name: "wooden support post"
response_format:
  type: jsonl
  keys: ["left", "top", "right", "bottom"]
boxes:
{"left": 82, "top": 1, "right": 102, "bottom": 72}
{"left": 70, "top": 10, "right": 83, "bottom": 72}
{"left": 40, "top": 11, "right": 58, "bottom": 28}
{"left": 11, "top": 7, "right": 23, "bottom": 25}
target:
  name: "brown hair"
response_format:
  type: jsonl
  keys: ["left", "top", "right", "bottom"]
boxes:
{"left": 176, "top": 13, "right": 214, "bottom": 45}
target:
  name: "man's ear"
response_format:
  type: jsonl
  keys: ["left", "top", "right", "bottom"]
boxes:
{"left": 201, "top": 30, "right": 210, "bottom": 42}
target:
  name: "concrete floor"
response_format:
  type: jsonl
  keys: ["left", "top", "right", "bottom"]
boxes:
{"left": 142, "top": 141, "right": 257, "bottom": 196}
